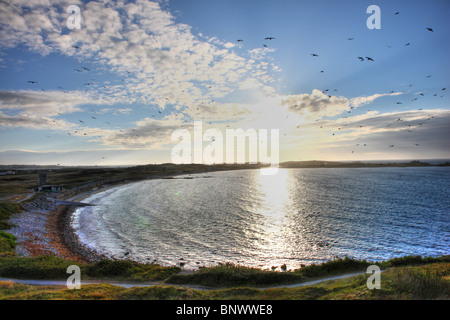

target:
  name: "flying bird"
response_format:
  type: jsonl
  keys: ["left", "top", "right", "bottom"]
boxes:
{"left": 357, "top": 57, "right": 364, "bottom": 61}
{"left": 366, "top": 57, "right": 374, "bottom": 61}
{"left": 237, "top": 39, "right": 243, "bottom": 42}
{"left": 426, "top": 28, "right": 434, "bottom": 32}
{"left": 27, "top": 81, "right": 37, "bottom": 84}
{"left": 264, "top": 37, "right": 275, "bottom": 40}
{"left": 311, "top": 53, "right": 319, "bottom": 57}
{"left": 405, "top": 42, "right": 411, "bottom": 46}
{"left": 394, "top": 12, "right": 400, "bottom": 15}
{"left": 347, "top": 37, "right": 354, "bottom": 40}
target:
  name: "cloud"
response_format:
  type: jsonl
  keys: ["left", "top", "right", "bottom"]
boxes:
{"left": 101, "top": 117, "right": 184, "bottom": 149}
{"left": 0, "top": 90, "right": 91, "bottom": 116}
{"left": 309, "top": 109, "right": 450, "bottom": 157}
{"left": 281, "top": 89, "right": 350, "bottom": 118}
{"left": 350, "top": 92, "right": 403, "bottom": 108}
{"left": 0, "top": 0, "right": 277, "bottom": 115}
{"left": 0, "top": 110, "right": 75, "bottom": 130}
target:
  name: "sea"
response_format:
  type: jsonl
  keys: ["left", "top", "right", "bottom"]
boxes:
{"left": 71, "top": 167, "right": 450, "bottom": 270}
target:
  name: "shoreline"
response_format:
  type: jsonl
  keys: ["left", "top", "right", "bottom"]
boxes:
{"left": 6, "top": 167, "right": 450, "bottom": 269}
{"left": 8, "top": 179, "right": 141, "bottom": 263}
{"left": 8, "top": 172, "right": 210, "bottom": 264}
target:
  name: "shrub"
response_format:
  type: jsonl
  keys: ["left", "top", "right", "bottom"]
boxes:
{"left": 0, "top": 255, "right": 84, "bottom": 279}
{"left": 85, "top": 259, "right": 180, "bottom": 281}
{"left": 0, "top": 203, "right": 21, "bottom": 221}
{"left": 389, "top": 268, "right": 450, "bottom": 299}
{"left": 166, "top": 263, "right": 303, "bottom": 287}
{"left": 296, "top": 257, "right": 371, "bottom": 278}
{"left": 0, "top": 231, "right": 16, "bottom": 253}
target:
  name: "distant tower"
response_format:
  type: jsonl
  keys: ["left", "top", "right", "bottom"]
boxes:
{"left": 39, "top": 172, "right": 47, "bottom": 186}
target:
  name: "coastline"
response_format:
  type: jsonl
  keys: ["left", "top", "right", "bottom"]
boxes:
{"left": 8, "top": 180, "right": 135, "bottom": 263}
{"left": 8, "top": 172, "right": 203, "bottom": 264}
{"left": 6, "top": 166, "right": 450, "bottom": 268}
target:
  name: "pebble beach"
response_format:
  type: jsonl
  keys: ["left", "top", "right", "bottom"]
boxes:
{"left": 7, "top": 192, "right": 109, "bottom": 263}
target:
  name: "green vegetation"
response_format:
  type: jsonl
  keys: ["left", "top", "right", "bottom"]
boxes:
{"left": 0, "top": 231, "right": 16, "bottom": 253}
{"left": 84, "top": 259, "right": 181, "bottom": 281}
{"left": 0, "top": 262, "right": 448, "bottom": 300}
{"left": 0, "top": 256, "right": 180, "bottom": 282}
{"left": 293, "top": 257, "right": 372, "bottom": 278}
{"left": 0, "top": 255, "right": 85, "bottom": 280}
{"left": 0, "top": 163, "right": 264, "bottom": 197}
{"left": 166, "top": 263, "right": 304, "bottom": 287}
{"left": 0, "top": 203, "right": 21, "bottom": 253}
{"left": 0, "top": 202, "right": 21, "bottom": 231}
{"left": 1, "top": 254, "right": 448, "bottom": 288}
{"left": 1, "top": 161, "right": 448, "bottom": 198}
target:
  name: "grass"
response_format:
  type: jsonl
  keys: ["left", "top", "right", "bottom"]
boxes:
{"left": 166, "top": 263, "right": 305, "bottom": 287}
{"left": 0, "top": 255, "right": 181, "bottom": 282}
{"left": 0, "top": 255, "right": 86, "bottom": 280}
{"left": 0, "top": 261, "right": 448, "bottom": 300}
{"left": 0, "top": 203, "right": 22, "bottom": 253}
{"left": 0, "top": 163, "right": 264, "bottom": 197}
{"left": 0, "top": 202, "right": 21, "bottom": 230}
{"left": 293, "top": 257, "right": 372, "bottom": 278}
{"left": 0, "top": 231, "right": 16, "bottom": 253}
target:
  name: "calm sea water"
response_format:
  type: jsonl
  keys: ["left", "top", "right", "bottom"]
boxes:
{"left": 72, "top": 167, "right": 450, "bottom": 270}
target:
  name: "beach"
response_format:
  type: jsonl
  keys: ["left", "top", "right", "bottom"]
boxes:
{"left": 7, "top": 185, "right": 118, "bottom": 263}
{"left": 5, "top": 173, "right": 200, "bottom": 263}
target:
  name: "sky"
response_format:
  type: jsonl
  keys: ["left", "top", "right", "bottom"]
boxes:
{"left": 0, "top": 0, "right": 449, "bottom": 166}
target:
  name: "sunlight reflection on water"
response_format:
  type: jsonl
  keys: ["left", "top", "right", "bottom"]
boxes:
{"left": 72, "top": 167, "right": 450, "bottom": 270}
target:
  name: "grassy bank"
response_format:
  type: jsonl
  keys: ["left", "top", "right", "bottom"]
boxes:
{"left": 0, "top": 203, "right": 21, "bottom": 253}
{"left": 0, "top": 256, "right": 181, "bottom": 282}
{"left": 0, "top": 253, "right": 448, "bottom": 286}
{"left": 0, "top": 261, "right": 448, "bottom": 300}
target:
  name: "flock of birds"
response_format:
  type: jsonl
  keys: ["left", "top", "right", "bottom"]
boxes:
{"left": 24, "top": 10, "right": 447, "bottom": 158}
{"left": 232, "top": 12, "right": 446, "bottom": 154}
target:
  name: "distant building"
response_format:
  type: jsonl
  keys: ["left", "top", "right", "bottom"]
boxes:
{"left": 0, "top": 171, "right": 16, "bottom": 175}
{"left": 38, "top": 185, "right": 63, "bottom": 193}
{"left": 39, "top": 172, "right": 47, "bottom": 186}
